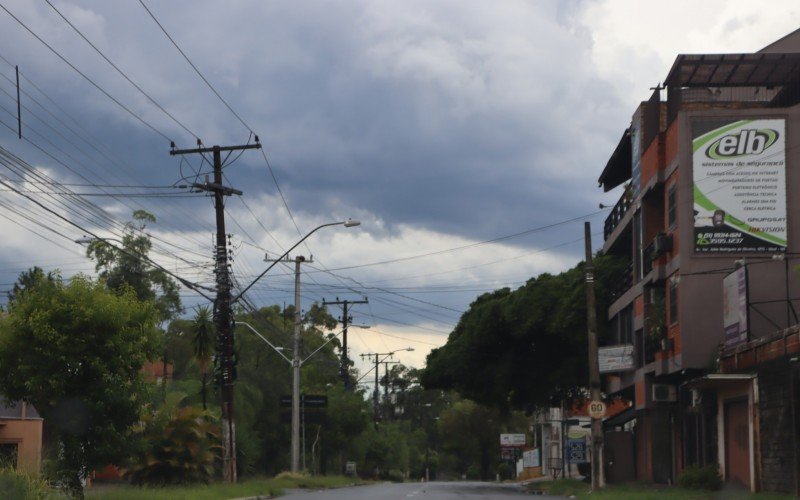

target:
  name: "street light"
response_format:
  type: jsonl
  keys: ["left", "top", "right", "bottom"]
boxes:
{"left": 235, "top": 219, "right": 361, "bottom": 474}
{"left": 232, "top": 219, "right": 360, "bottom": 303}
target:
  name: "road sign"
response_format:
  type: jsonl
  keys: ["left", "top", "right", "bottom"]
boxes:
{"left": 280, "top": 394, "right": 328, "bottom": 408}
{"left": 588, "top": 400, "right": 606, "bottom": 419}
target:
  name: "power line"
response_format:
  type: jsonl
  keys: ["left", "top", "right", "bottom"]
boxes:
{"left": 0, "top": 2, "right": 174, "bottom": 143}
{"left": 138, "top": 0, "right": 255, "bottom": 135}
{"left": 43, "top": 0, "right": 200, "bottom": 142}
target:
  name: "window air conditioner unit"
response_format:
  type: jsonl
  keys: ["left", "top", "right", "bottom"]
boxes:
{"left": 652, "top": 233, "right": 673, "bottom": 256}
{"left": 652, "top": 384, "right": 677, "bottom": 403}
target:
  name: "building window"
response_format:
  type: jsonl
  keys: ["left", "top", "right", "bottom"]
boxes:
{"left": 0, "top": 443, "right": 18, "bottom": 468}
{"left": 669, "top": 278, "right": 679, "bottom": 325}
{"left": 667, "top": 183, "right": 677, "bottom": 229}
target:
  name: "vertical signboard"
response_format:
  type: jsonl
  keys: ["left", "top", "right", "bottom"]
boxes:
{"left": 722, "top": 267, "right": 748, "bottom": 348}
{"left": 693, "top": 119, "right": 786, "bottom": 253}
{"left": 630, "top": 115, "right": 642, "bottom": 199}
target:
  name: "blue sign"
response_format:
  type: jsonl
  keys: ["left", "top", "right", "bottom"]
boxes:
{"left": 567, "top": 439, "right": 587, "bottom": 464}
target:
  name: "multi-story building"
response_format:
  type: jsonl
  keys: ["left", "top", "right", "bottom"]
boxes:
{"left": 597, "top": 29, "right": 800, "bottom": 492}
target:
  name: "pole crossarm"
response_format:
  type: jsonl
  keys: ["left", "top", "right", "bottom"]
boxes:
{"left": 170, "top": 143, "right": 262, "bottom": 155}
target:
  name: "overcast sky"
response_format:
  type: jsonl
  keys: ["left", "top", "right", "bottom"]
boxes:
{"left": 0, "top": 0, "right": 796, "bottom": 380}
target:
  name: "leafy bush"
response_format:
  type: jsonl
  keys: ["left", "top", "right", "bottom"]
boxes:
{"left": 124, "top": 392, "right": 221, "bottom": 486}
{"left": 0, "top": 467, "right": 52, "bottom": 499}
{"left": 497, "top": 462, "right": 514, "bottom": 480}
{"left": 385, "top": 469, "right": 405, "bottom": 482}
{"left": 678, "top": 464, "right": 723, "bottom": 490}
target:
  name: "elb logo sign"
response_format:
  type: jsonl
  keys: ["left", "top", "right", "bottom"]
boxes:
{"left": 706, "top": 128, "right": 779, "bottom": 159}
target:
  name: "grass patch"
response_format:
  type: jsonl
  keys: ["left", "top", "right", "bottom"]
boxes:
{"left": 526, "top": 480, "right": 797, "bottom": 500}
{"left": 85, "top": 475, "right": 365, "bottom": 500}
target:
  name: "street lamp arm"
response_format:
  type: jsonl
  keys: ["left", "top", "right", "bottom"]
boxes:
{"left": 301, "top": 329, "right": 343, "bottom": 366}
{"left": 236, "top": 321, "right": 293, "bottom": 365}
{"left": 232, "top": 220, "right": 359, "bottom": 303}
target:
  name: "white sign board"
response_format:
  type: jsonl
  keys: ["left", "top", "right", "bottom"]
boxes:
{"left": 599, "top": 345, "right": 635, "bottom": 373}
{"left": 500, "top": 433, "right": 526, "bottom": 447}
{"left": 693, "top": 118, "right": 787, "bottom": 253}
{"left": 523, "top": 448, "right": 540, "bottom": 468}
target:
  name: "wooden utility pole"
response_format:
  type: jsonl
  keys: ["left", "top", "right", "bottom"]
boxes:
{"left": 170, "top": 140, "right": 261, "bottom": 483}
{"left": 323, "top": 297, "right": 368, "bottom": 390}
{"left": 584, "top": 222, "right": 605, "bottom": 489}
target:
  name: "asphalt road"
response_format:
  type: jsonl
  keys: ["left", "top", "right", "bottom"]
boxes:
{"left": 279, "top": 481, "right": 560, "bottom": 499}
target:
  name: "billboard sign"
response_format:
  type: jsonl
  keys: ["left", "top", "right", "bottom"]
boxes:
{"left": 693, "top": 119, "right": 786, "bottom": 253}
{"left": 723, "top": 266, "right": 748, "bottom": 348}
{"left": 599, "top": 345, "right": 635, "bottom": 373}
{"left": 500, "top": 433, "right": 526, "bottom": 447}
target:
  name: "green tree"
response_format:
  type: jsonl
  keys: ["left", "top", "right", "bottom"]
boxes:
{"left": 436, "top": 399, "right": 500, "bottom": 480}
{"left": 422, "top": 254, "right": 626, "bottom": 413}
{"left": 6, "top": 266, "right": 56, "bottom": 307}
{"left": 191, "top": 306, "right": 215, "bottom": 410}
{"left": 86, "top": 210, "right": 182, "bottom": 321}
{"left": 0, "top": 275, "right": 160, "bottom": 498}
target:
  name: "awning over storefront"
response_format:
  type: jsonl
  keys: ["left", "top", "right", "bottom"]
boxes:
{"left": 686, "top": 373, "right": 756, "bottom": 390}
{"left": 603, "top": 406, "right": 637, "bottom": 428}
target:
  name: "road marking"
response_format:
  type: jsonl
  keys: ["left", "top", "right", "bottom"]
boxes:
{"left": 406, "top": 487, "right": 425, "bottom": 497}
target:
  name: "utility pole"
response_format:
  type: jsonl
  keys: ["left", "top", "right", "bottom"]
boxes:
{"left": 381, "top": 360, "right": 399, "bottom": 420}
{"left": 170, "top": 140, "right": 261, "bottom": 483}
{"left": 584, "top": 222, "right": 605, "bottom": 489}
{"left": 322, "top": 297, "right": 368, "bottom": 390}
{"left": 360, "top": 348, "right": 414, "bottom": 422}
{"left": 291, "top": 255, "right": 311, "bottom": 473}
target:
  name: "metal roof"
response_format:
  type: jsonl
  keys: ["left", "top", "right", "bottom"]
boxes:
{"left": 597, "top": 128, "right": 631, "bottom": 191}
{"left": 665, "top": 53, "right": 800, "bottom": 88}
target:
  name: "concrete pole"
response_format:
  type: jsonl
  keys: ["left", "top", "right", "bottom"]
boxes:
{"left": 291, "top": 256, "right": 305, "bottom": 473}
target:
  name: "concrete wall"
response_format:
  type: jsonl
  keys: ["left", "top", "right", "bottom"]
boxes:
{"left": 0, "top": 418, "right": 43, "bottom": 473}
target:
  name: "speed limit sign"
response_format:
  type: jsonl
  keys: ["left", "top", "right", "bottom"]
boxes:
{"left": 588, "top": 400, "right": 606, "bottom": 419}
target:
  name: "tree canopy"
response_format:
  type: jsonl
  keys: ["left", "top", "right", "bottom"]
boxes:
{"left": 86, "top": 210, "right": 182, "bottom": 321}
{"left": 422, "top": 254, "right": 626, "bottom": 413}
{"left": 0, "top": 274, "right": 161, "bottom": 497}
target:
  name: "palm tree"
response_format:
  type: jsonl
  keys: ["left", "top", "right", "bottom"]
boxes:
{"left": 192, "top": 306, "right": 215, "bottom": 410}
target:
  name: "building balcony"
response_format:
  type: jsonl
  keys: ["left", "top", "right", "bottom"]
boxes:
{"left": 604, "top": 186, "right": 633, "bottom": 241}
{"left": 609, "top": 261, "right": 634, "bottom": 300}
